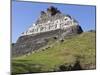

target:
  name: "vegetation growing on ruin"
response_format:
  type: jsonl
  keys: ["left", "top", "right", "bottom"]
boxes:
{"left": 12, "top": 32, "right": 96, "bottom": 74}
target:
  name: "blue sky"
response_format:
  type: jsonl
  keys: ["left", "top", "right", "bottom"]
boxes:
{"left": 12, "top": 1, "right": 96, "bottom": 43}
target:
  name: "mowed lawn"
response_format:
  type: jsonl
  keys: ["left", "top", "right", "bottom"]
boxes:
{"left": 12, "top": 32, "right": 96, "bottom": 74}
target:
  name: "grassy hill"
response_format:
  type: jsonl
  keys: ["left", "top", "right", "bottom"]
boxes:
{"left": 12, "top": 32, "right": 96, "bottom": 74}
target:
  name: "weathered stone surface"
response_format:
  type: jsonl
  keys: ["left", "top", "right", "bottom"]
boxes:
{"left": 12, "top": 6, "right": 83, "bottom": 56}
{"left": 12, "top": 25, "right": 83, "bottom": 56}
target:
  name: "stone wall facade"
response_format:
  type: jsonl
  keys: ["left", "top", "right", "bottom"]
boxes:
{"left": 22, "top": 6, "right": 78, "bottom": 36}
{"left": 12, "top": 6, "right": 83, "bottom": 56}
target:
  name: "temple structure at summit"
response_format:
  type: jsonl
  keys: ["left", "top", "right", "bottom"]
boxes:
{"left": 22, "top": 6, "right": 79, "bottom": 36}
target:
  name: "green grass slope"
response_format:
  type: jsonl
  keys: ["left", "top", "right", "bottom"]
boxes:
{"left": 12, "top": 32, "right": 96, "bottom": 74}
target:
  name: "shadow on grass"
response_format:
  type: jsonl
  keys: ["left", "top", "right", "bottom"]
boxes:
{"left": 54, "top": 60, "right": 82, "bottom": 72}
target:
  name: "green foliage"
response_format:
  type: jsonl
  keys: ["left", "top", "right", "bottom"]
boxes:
{"left": 12, "top": 32, "right": 96, "bottom": 74}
